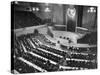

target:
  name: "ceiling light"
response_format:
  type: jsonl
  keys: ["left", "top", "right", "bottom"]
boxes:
{"left": 15, "top": 1, "right": 18, "bottom": 4}
{"left": 32, "top": 7, "right": 35, "bottom": 11}
{"left": 44, "top": 7, "right": 51, "bottom": 12}
{"left": 87, "top": 7, "right": 96, "bottom": 13}
{"left": 36, "top": 7, "right": 39, "bottom": 11}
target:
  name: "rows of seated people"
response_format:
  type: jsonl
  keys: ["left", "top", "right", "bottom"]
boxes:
{"left": 13, "top": 34, "right": 61, "bottom": 73}
{"left": 14, "top": 57, "right": 40, "bottom": 73}
{"left": 66, "top": 60, "right": 96, "bottom": 69}
{"left": 60, "top": 44, "right": 97, "bottom": 53}
{"left": 13, "top": 32, "right": 97, "bottom": 73}
{"left": 39, "top": 45, "right": 97, "bottom": 69}
{"left": 39, "top": 45, "right": 96, "bottom": 60}
{"left": 16, "top": 33, "right": 96, "bottom": 61}
{"left": 17, "top": 32, "right": 56, "bottom": 46}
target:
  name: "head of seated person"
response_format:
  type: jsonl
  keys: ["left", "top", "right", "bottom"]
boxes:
{"left": 34, "top": 29, "right": 39, "bottom": 36}
{"left": 60, "top": 36, "right": 62, "bottom": 38}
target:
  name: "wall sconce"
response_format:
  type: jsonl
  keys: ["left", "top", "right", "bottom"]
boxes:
{"left": 15, "top": 1, "right": 18, "bottom": 4}
{"left": 32, "top": 7, "right": 35, "bottom": 11}
{"left": 36, "top": 7, "right": 39, "bottom": 11}
{"left": 32, "top": 7, "right": 39, "bottom": 11}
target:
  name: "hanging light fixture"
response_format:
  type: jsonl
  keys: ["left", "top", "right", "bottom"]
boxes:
{"left": 90, "top": 7, "right": 94, "bottom": 12}
{"left": 32, "top": 7, "right": 35, "bottom": 11}
{"left": 15, "top": 1, "right": 18, "bottom": 4}
{"left": 32, "top": 7, "right": 39, "bottom": 11}
{"left": 36, "top": 7, "right": 39, "bottom": 11}
{"left": 87, "top": 7, "right": 96, "bottom": 13}
{"left": 44, "top": 7, "right": 51, "bottom": 12}
{"left": 44, "top": 3, "right": 51, "bottom": 12}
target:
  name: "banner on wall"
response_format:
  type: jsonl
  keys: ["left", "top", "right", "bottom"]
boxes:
{"left": 66, "top": 5, "right": 76, "bottom": 32}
